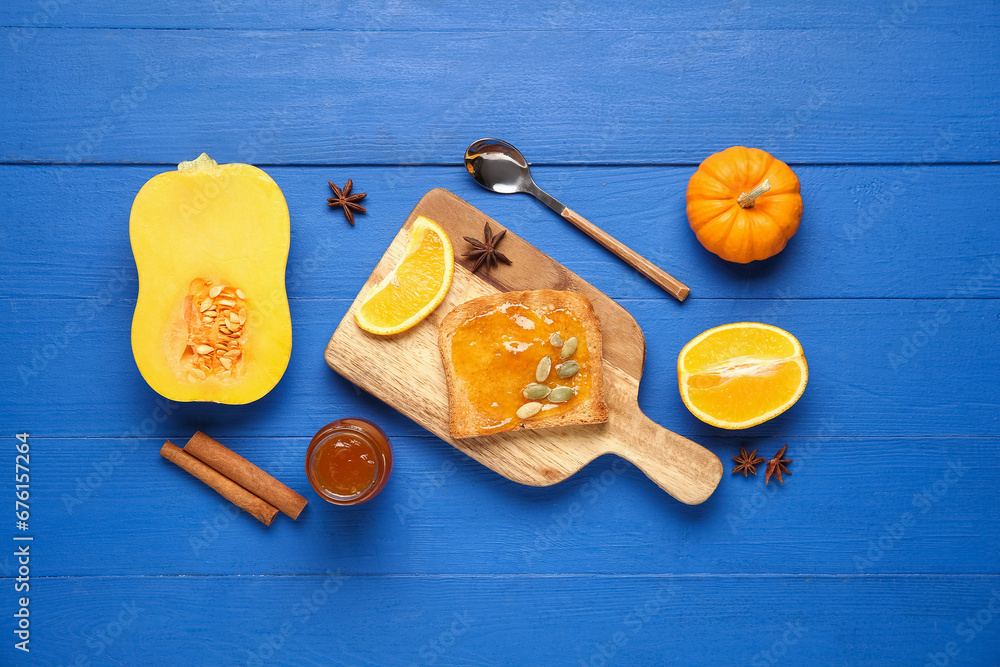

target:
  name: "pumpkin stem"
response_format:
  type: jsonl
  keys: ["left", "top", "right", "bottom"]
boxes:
{"left": 737, "top": 179, "right": 771, "bottom": 208}
{"left": 178, "top": 153, "right": 218, "bottom": 172}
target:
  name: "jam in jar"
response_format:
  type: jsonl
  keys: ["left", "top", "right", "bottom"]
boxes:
{"left": 306, "top": 418, "right": 392, "bottom": 505}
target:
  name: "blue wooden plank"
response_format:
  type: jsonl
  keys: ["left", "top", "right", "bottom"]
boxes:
{"left": 2, "top": 3, "right": 997, "bottom": 665}
{"left": 10, "top": 574, "right": 999, "bottom": 666}
{"left": 2, "top": 165, "right": 999, "bottom": 302}
{"left": 2, "top": 297, "right": 997, "bottom": 438}
{"left": 2, "top": 28, "right": 997, "bottom": 164}
{"left": 17, "top": 435, "right": 998, "bottom": 577}
{"left": 4, "top": 0, "right": 999, "bottom": 30}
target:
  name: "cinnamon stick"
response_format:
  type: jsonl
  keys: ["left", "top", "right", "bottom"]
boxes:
{"left": 159, "top": 441, "right": 278, "bottom": 526}
{"left": 183, "top": 431, "right": 308, "bottom": 520}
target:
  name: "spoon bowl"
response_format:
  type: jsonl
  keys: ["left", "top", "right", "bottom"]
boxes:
{"left": 465, "top": 139, "right": 534, "bottom": 195}
{"left": 463, "top": 138, "right": 690, "bottom": 301}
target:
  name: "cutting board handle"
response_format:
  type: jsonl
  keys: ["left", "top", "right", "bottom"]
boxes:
{"left": 608, "top": 405, "right": 723, "bottom": 505}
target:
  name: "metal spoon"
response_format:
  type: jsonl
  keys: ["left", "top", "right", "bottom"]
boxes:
{"left": 464, "top": 139, "right": 689, "bottom": 301}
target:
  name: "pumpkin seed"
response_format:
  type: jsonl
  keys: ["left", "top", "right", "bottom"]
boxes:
{"left": 548, "top": 386, "right": 575, "bottom": 403}
{"left": 560, "top": 337, "right": 578, "bottom": 359}
{"left": 549, "top": 333, "right": 563, "bottom": 346}
{"left": 195, "top": 344, "right": 214, "bottom": 355}
{"left": 517, "top": 402, "right": 542, "bottom": 419}
{"left": 229, "top": 312, "right": 239, "bottom": 324}
{"left": 204, "top": 310, "right": 217, "bottom": 318}
{"left": 190, "top": 368, "right": 208, "bottom": 380}
{"left": 238, "top": 308, "right": 247, "bottom": 325}
{"left": 535, "top": 355, "right": 551, "bottom": 382}
{"left": 199, "top": 297, "right": 213, "bottom": 313}
{"left": 217, "top": 299, "right": 236, "bottom": 307}
{"left": 219, "top": 357, "right": 232, "bottom": 369}
{"left": 209, "top": 285, "right": 224, "bottom": 298}
{"left": 523, "top": 384, "right": 551, "bottom": 400}
{"left": 557, "top": 360, "right": 580, "bottom": 379}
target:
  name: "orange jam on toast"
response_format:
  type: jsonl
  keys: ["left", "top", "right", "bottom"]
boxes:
{"left": 449, "top": 297, "right": 592, "bottom": 433}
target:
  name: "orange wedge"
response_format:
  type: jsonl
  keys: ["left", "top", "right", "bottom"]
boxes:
{"left": 354, "top": 216, "right": 454, "bottom": 335}
{"left": 677, "top": 322, "right": 807, "bottom": 429}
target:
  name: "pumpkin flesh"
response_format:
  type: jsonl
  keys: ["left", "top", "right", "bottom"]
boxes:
{"left": 130, "top": 154, "right": 292, "bottom": 404}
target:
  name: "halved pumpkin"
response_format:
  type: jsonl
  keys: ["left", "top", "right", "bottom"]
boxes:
{"left": 130, "top": 153, "right": 292, "bottom": 404}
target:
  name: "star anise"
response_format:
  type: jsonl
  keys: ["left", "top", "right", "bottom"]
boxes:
{"left": 732, "top": 447, "right": 766, "bottom": 477}
{"left": 463, "top": 221, "right": 512, "bottom": 273}
{"left": 327, "top": 179, "right": 367, "bottom": 225}
{"left": 764, "top": 445, "right": 792, "bottom": 485}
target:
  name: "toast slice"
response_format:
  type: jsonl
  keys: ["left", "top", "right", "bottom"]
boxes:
{"left": 438, "top": 289, "right": 607, "bottom": 439}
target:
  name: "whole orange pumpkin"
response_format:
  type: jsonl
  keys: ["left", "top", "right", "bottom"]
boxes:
{"left": 686, "top": 147, "right": 802, "bottom": 263}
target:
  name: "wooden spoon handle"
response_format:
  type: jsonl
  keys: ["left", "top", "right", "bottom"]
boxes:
{"left": 561, "top": 207, "right": 690, "bottom": 301}
{"left": 609, "top": 406, "right": 723, "bottom": 505}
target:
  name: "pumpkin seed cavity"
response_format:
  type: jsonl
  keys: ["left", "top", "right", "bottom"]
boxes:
{"left": 185, "top": 278, "right": 248, "bottom": 382}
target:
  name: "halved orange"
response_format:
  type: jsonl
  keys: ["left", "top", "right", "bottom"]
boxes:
{"left": 354, "top": 216, "right": 454, "bottom": 335}
{"left": 677, "top": 322, "right": 807, "bottom": 429}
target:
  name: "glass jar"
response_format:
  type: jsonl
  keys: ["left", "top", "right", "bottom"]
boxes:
{"left": 305, "top": 418, "right": 392, "bottom": 505}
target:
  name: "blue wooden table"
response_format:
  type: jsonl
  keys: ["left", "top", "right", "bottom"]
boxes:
{"left": 2, "top": 1, "right": 999, "bottom": 664}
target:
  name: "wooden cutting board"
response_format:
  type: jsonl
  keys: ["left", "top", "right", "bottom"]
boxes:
{"left": 325, "top": 189, "right": 723, "bottom": 505}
